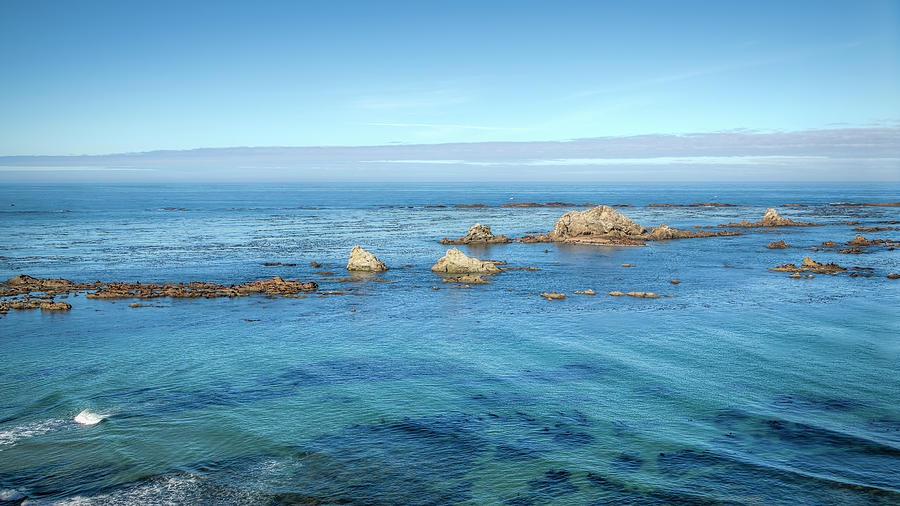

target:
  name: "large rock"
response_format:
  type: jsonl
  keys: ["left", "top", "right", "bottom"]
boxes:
{"left": 431, "top": 248, "right": 501, "bottom": 274}
{"left": 551, "top": 206, "right": 644, "bottom": 239}
{"left": 346, "top": 246, "right": 388, "bottom": 272}
{"left": 720, "top": 208, "right": 821, "bottom": 228}
{"left": 439, "top": 223, "right": 510, "bottom": 245}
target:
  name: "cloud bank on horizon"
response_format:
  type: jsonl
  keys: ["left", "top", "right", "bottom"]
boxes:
{"left": 0, "top": 1, "right": 898, "bottom": 181}
{"left": 1, "top": 127, "right": 897, "bottom": 182}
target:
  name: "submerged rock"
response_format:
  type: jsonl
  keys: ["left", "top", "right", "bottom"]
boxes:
{"left": 441, "top": 275, "right": 491, "bottom": 284}
{"left": 769, "top": 256, "right": 847, "bottom": 274}
{"left": 346, "top": 245, "right": 388, "bottom": 272}
{"left": 540, "top": 292, "right": 567, "bottom": 300}
{"left": 439, "top": 223, "right": 511, "bottom": 245}
{"left": 431, "top": 248, "right": 502, "bottom": 274}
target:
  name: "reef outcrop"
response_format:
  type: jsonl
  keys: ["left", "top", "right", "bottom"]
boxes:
{"left": 431, "top": 248, "right": 502, "bottom": 274}
{"left": 719, "top": 208, "right": 822, "bottom": 228}
{"left": 346, "top": 246, "right": 388, "bottom": 272}
{"left": 766, "top": 240, "right": 791, "bottom": 249}
{"left": 439, "top": 223, "right": 511, "bottom": 245}
{"left": 769, "top": 256, "right": 847, "bottom": 274}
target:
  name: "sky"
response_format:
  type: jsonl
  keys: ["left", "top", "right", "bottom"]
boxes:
{"left": 0, "top": 0, "right": 898, "bottom": 181}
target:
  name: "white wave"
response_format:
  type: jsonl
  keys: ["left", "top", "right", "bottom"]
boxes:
{"left": 0, "top": 419, "right": 66, "bottom": 446}
{"left": 74, "top": 409, "right": 106, "bottom": 425}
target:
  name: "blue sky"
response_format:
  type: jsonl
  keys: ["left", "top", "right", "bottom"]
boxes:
{"left": 0, "top": 1, "right": 898, "bottom": 180}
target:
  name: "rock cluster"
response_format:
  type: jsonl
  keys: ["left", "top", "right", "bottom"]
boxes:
{"left": 766, "top": 240, "right": 791, "bottom": 249}
{"left": 540, "top": 292, "right": 567, "bottom": 300}
{"left": 439, "top": 223, "right": 510, "bottom": 245}
{"left": 0, "top": 297, "right": 72, "bottom": 313}
{"left": 719, "top": 208, "right": 821, "bottom": 228}
{"left": 431, "top": 248, "right": 502, "bottom": 274}
{"left": 347, "top": 246, "right": 388, "bottom": 272}
{"left": 441, "top": 275, "right": 491, "bottom": 284}
{"left": 84, "top": 277, "right": 319, "bottom": 299}
{"left": 769, "top": 256, "right": 847, "bottom": 274}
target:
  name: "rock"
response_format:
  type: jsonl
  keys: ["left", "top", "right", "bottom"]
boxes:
{"left": 846, "top": 235, "right": 871, "bottom": 247}
{"left": 789, "top": 273, "right": 814, "bottom": 278}
{"left": 607, "top": 291, "right": 626, "bottom": 296}
{"left": 540, "top": 292, "right": 567, "bottom": 300}
{"left": 455, "top": 204, "right": 489, "bottom": 208}
{"left": 766, "top": 240, "right": 791, "bottom": 249}
{"left": 310, "top": 261, "right": 322, "bottom": 268}
{"left": 514, "top": 233, "right": 552, "bottom": 243}
{"left": 574, "top": 289, "right": 596, "bottom": 295}
{"left": 439, "top": 223, "right": 511, "bottom": 245}
{"left": 626, "top": 291, "right": 661, "bottom": 298}
{"left": 431, "top": 248, "right": 502, "bottom": 274}
{"left": 819, "top": 241, "right": 840, "bottom": 247}
{"left": 719, "top": 208, "right": 821, "bottom": 228}
{"left": 346, "top": 246, "right": 388, "bottom": 272}
{"left": 885, "top": 273, "right": 900, "bottom": 279}
{"left": 670, "top": 280, "right": 680, "bottom": 284}
{"left": 621, "top": 263, "right": 635, "bottom": 267}
{"left": 551, "top": 205, "right": 644, "bottom": 239}
{"left": 828, "top": 202, "right": 900, "bottom": 207}
{"left": 769, "top": 256, "right": 847, "bottom": 274}
{"left": 441, "top": 275, "right": 491, "bottom": 284}
{"left": 853, "top": 226, "right": 895, "bottom": 232}
{"left": 837, "top": 248, "right": 865, "bottom": 254}
{"left": 646, "top": 203, "right": 739, "bottom": 207}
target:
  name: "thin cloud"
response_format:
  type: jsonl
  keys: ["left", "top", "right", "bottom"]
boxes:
{"left": 364, "top": 122, "right": 530, "bottom": 131}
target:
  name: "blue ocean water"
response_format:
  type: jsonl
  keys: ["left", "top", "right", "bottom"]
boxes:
{"left": 1, "top": 182, "right": 899, "bottom": 504}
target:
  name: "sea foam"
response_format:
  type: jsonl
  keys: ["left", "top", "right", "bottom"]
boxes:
{"left": 74, "top": 409, "right": 106, "bottom": 425}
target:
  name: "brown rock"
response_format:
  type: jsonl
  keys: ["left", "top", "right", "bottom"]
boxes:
{"left": 539, "top": 291, "right": 567, "bottom": 300}
{"left": 720, "top": 208, "right": 822, "bottom": 228}
{"left": 887, "top": 273, "right": 900, "bottom": 279}
{"left": 455, "top": 204, "right": 489, "bottom": 208}
{"left": 607, "top": 291, "right": 626, "bottom": 296}
{"left": 441, "top": 275, "right": 491, "bottom": 284}
{"left": 431, "top": 248, "right": 502, "bottom": 274}
{"left": 626, "top": 291, "right": 661, "bottom": 298}
{"left": 621, "top": 264, "right": 636, "bottom": 267}
{"left": 670, "top": 280, "right": 680, "bottom": 284}
{"left": 853, "top": 226, "right": 894, "bottom": 232}
{"left": 574, "top": 289, "right": 596, "bottom": 295}
{"left": 766, "top": 240, "right": 791, "bottom": 249}
{"left": 819, "top": 241, "right": 840, "bottom": 247}
{"left": 439, "top": 223, "right": 511, "bottom": 245}
{"left": 551, "top": 205, "right": 644, "bottom": 239}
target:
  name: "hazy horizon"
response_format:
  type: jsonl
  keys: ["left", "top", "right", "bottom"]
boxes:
{"left": 1, "top": 1, "right": 898, "bottom": 182}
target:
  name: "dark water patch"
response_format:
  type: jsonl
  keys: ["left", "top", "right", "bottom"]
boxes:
{"left": 553, "top": 409, "right": 593, "bottom": 426}
{"left": 764, "top": 419, "right": 900, "bottom": 456}
{"left": 787, "top": 451, "right": 900, "bottom": 492}
{"left": 284, "top": 413, "right": 487, "bottom": 503}
{"left": 771, "top": 394, "right": 869, "bottom": 413}
{"left": 468, "top": 391, "right": 540, "bottom": 408}
{"left": 657, "top": 449, "right": 733, "bottom": 476}
{"left": 535, "top": 425, "right": 595, "bottom": 448}
{"left": 865, "top": 419, "right": 900, "bottom": 443}
{"left": 710, "top": 408, "right": 752, "bottom": 428}
{"left": 520, "top": 362, "right": 612, "bottom": 383}
{"left": 586, "top": 473, "right": 718, "bottom": 505}
{"left": 527, "top": 469, "right": 578, "bottom": 498}
{"left": 494, "top": 442, "right": 543, "bottom": 461}
{"left": 612, "top": 452, "right": 644, "bottom": 473}
{"left": 634, "top": 384, "right": 677, "bottom": 398}
{"left": 0, "top": 462, "right": 124, "bottom": 502}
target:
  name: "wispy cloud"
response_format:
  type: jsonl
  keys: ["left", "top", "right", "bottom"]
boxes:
{"left": 351, "top": 89, "right": 468, "bottom": 110}
{"left": 364, "top": 122, "right": 530, "bottom": 131}
{"left": 1, "top": 127, "right": 896, "bottom": 182}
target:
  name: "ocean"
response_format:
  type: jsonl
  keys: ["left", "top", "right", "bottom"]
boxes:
{"left": 1, "top": 182, "right": 899, "bottom": 504}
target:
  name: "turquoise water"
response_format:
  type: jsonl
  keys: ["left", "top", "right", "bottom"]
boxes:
{"left": 1, "top": 182, "right": 899, "bottom": 504}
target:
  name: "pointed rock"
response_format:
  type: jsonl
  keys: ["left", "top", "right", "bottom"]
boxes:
{"left": 346, "top": 246, "right": 388, "bottom": 272}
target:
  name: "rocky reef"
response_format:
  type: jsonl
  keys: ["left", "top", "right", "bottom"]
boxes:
{"left": 769, "top": 257, "right": 847, "bottom": 274}
{"left": 719, "top": 208, "right": 822, "bottom": 228}
{"left": 509, "top": 205, "right": 740, "bottom": 246}
{"left": 766, "top": 240, "right": 791, "bottom": 249}
{"left": 431, "top": 248, "right": 502, "bottom": 274}
{"left": 439, "top": 223, "right": 511, "bottom": 245}
{"left": 347, "top": 246, "right": 388, "bottom": 272}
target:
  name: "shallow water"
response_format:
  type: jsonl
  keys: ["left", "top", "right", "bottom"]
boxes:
{"left": 1, "top": 182, "right": 899, "bottom": 504}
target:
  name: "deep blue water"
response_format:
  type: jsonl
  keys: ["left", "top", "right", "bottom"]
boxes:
{"left": 1, "top": 182, "right": 899, "bottom": 504}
